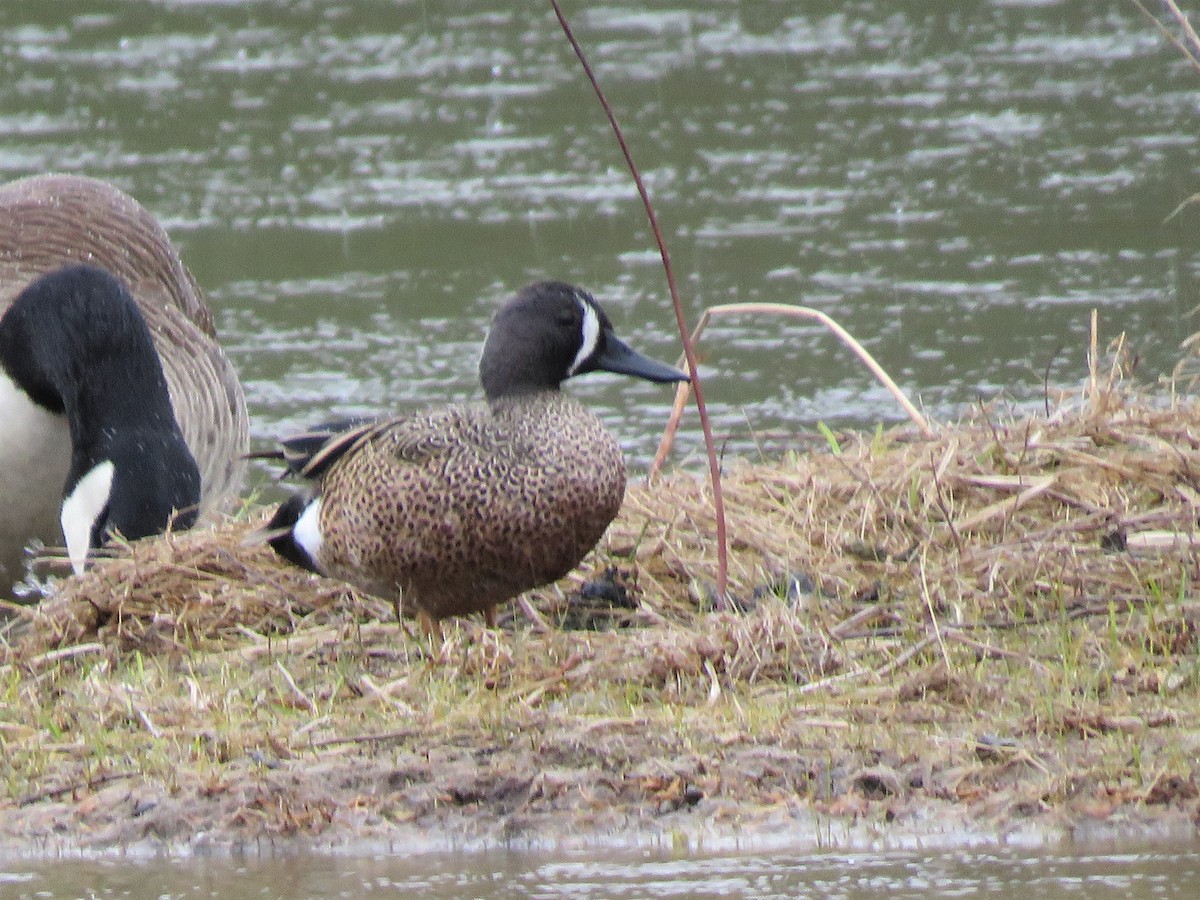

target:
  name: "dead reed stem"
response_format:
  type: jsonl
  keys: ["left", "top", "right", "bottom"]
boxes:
{"left": 650, "top": 302, "right": 933, "bottom": 476}
{"left": 1134, "top": 0, "right": 1200, "bottom": 75}
{"left": 549, "top": 0, "right": 729, "bottom": 604}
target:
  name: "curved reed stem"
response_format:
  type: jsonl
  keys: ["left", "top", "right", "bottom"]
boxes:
{"left": 549, "top": 0, "right": 729, "bottom": 604}
{"left": 650, "top": 302, "right": 934, "bottom": 475}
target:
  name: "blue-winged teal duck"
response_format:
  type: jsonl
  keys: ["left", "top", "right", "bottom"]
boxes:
{"left": 264, "top": 281, "right": 688, "bottom": 635}
{"left": 0, "top": 174, "right": 249, "bottom": 592}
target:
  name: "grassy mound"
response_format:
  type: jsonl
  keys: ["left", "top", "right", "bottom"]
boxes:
{"left": 1, "top": 374, "right": 1198, "bottom": 851}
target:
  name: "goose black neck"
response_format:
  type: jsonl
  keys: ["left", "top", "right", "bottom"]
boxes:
{"left": 0, "top": 264, "right": 182, "bottom": 454}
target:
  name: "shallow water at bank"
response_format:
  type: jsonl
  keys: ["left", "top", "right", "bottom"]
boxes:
{"left": 4, "top": 840, "right": 1200, "bottom": 898}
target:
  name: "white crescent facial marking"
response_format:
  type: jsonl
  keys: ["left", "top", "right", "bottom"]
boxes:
{"left": 293, "top": 496, "right": 324, "bottom": 565}
{"left": 60, "top": 460, "right": 116, "bottom": 575}
{"left": 567, "top": 294, "right": 601, "bottom": 377}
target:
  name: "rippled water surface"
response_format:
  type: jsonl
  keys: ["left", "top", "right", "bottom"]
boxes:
{"left": 5, "top": 842, "right": 1200, "bottom": 898}
{"left": 2, "top": 0, "right": 1197, "bottom": 470}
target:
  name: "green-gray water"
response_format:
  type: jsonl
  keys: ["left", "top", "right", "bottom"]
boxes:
{"left": 2, "top": 0, "right": 1196, "bottom": 472}
{"left": 4, "top": 842, "right": 1200, "bottom": 898}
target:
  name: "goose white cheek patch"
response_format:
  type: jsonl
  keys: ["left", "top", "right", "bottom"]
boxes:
{"left": 293, "top": 497, "right": 324, "bottom": 565}
{"left": 567, "top": 297, "right": 601, "bottom": 377}
{"left": 60, "top": 460, "right": 115, "bottom": 575}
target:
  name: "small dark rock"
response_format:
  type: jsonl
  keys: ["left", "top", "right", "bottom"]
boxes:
{"left": 560, "top": 567, "right": 639, "bottom": 631}
{"left": 852, "top": 765, "right": 904, "bottom": 799}
{"left": 579, "top": 567, "right": 635, "bottom": 608}
{"left": 751, "top": 570, "right": 816, "bottom": 606}
{"left": 853, "top": 580, "right": 883, "bottom": 604}
{"left": 974, "top": 734, "right": 1019, "bottom": 763}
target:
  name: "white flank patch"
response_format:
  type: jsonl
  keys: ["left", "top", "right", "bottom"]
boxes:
{"left": 293, "top": 496, "right": 324, "bottom": 564}
{"left": 61, "top": 460, "right": 116, "bottom": 575}
{"left": 567, "top": 295, "right": 601, "bottom": 377}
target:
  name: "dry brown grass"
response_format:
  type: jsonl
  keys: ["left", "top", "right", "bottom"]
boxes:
{"left": 1, "top": 365, "right": 1199, "bottom": 851}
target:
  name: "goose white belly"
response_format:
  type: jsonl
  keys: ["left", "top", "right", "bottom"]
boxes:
{"left": 0, "top": 373, "right": 70, "bottom": 587}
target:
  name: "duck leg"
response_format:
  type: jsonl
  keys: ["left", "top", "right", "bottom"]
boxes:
{"left": 418, "top": 609, "right": 444, "bottom": 644}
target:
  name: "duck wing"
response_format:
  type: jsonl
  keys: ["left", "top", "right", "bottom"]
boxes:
{"left": 279, "top": 418, "right": 380, "bottom": 480}
{"left": 265, "top": 405, "right": 484, "bottom": 483}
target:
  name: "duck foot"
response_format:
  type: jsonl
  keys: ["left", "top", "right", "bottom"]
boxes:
{"left": 418, "top": 609, "right": 444, "bottom": 645}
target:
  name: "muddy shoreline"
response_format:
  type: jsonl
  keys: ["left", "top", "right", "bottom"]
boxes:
{"left": 2, "top": 636, "right": 1197, "bottom": 858}
{"left": 1, "top": 746, "right": 1197, "bottom": 859}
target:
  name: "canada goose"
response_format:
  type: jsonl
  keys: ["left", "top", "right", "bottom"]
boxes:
{"left": 264, "top": 281, "right": 687, "bottom": 636}
{"left": 0, "top": 174, "right": 248, "bottom": 593}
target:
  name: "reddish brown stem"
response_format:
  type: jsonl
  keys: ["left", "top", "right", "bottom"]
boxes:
{"left": 549, "top": 0, "right": 729, "bottom": 605}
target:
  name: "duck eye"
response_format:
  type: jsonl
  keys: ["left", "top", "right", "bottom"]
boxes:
{"left": 555, "top": 312, "right": 577, "bottom": 329}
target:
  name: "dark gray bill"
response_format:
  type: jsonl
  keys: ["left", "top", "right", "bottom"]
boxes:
{"left": 593, "top": 332, "right": 690, "bottom": 384}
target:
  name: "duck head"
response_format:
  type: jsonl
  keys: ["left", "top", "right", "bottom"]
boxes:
{"left": 479, "top": 281, "right": 689, "bottom": 400}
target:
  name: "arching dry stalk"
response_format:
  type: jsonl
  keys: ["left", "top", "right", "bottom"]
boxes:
{"left": 650, "top": 302, "right": 934, "bottom": 475}
{"left": 548, "top": 0, "right": 730, "bottom": 604}
{"left": 1133, "top": 0, "right": 1200, "bottom": 75}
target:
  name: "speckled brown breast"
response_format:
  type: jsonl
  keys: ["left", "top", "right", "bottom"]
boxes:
{"left": 313, "top": 392, "right": 627, "bottom": 621}
{"left": 0, "top": 174, "right": 249, "bottom": 518}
